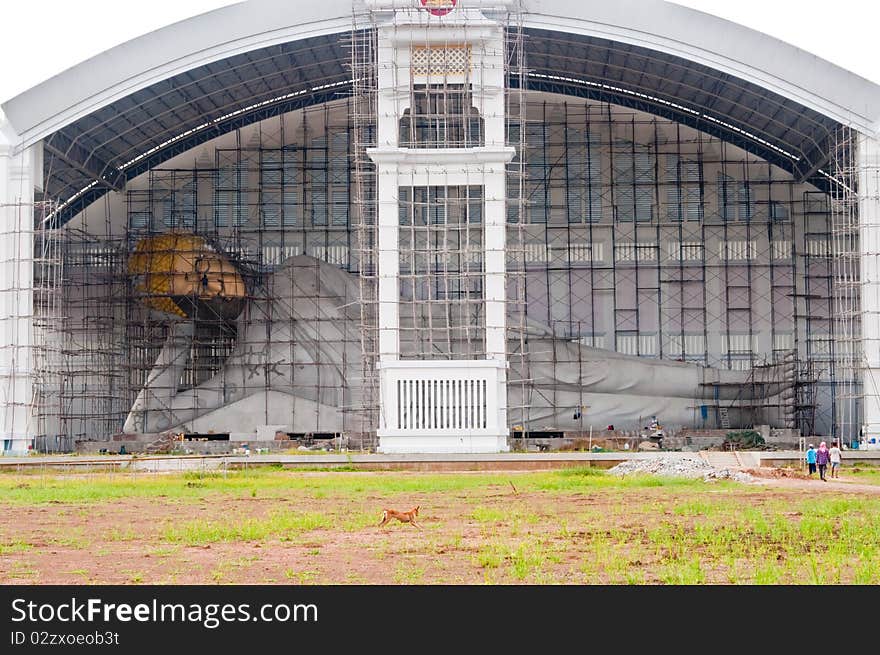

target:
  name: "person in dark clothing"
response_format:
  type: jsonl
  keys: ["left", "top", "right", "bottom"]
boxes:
{"left": 815, "top": 441, "right": 830, "bottom": 481}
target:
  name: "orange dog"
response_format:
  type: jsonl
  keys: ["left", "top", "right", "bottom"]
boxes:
{"left": 378, "top": 506, "right": 422, "bottom": 529}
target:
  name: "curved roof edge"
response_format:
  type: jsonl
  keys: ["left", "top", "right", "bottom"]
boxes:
{"left": 527, "top": 1, "right": 880, "bottom": 135}
{"left": 4, "top": 0, "right": 880, "bottom": 149}
{"left": 2, "top": 0, "right": 353, "bottom": 147}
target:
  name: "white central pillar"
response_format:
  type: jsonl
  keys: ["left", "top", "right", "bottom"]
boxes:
{"left": 367, "top": 0, "right": 515, "bottom": 453}
{"left": 377, "top": 165, "right": 401, "bottom": 360}
{"left": 484, "top": 172, "right": 507, "bottom": 362}
{"left": 0, "top": 114, "right": 37, "bottom": 456}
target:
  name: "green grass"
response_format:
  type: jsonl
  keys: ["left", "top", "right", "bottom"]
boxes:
{"left": 474, "top": 543, "right": 506, "bottom": 569}
{"left": 673, "top": 499, "right": 725, "bottom": 517}
{"left": 471, "top": 539, "right": 555, "bottom": 581}
{"left": 753, "top": 562, "right": 783, "bottom": 585}
{"left": 0, "top": 540, "right": 33, "bottom": 555}
{"left": 146, "top": 546, "right": 180, "bottom": 558}
{"left": 471, "top": 506, "right": 541, "bottom": 526}
{"left": 843, "top": 465, "right": 880, "bottom": 486}
{"left": 209, "top": 556, "right": 261, "bottom": 583}
{"left": 509, "top": 541, "right": 553, "bottom": 581}
{"left": 659, "top": 556, "right": 706, "bottom": 585}
{"left": 556, "top": 466, "right": 605, "bottom": 477}
{"left": 0, "top": 469, "right": 530, "bottom": 505}
{"left": 393, "top": 562, "right": 426, "bottom": 584}
{"left": 471, "top": 506, "right": 506, "bottom": 523}
{"left": 0, "top": 466, "right": 740, "bottom": 507}
{"left": 284, "top": 568, "right": 319, "bottom": 584}
{"left": 5, "top": 561, "right": 40, "bottom": 580}
{"left": 536, "top": 470, "right": 737, "bottom": 493}
{"left": 163, "top": 510, "right": 331, "bottom": 545}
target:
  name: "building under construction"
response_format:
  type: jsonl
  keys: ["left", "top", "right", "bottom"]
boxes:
{"left": 2, "top": 0, "right": 880, "bottom": 454}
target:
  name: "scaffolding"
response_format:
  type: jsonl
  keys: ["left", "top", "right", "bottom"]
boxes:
{"left": 19, "top": 89, "right": 848, "bottom": 447}
{"left": 828, "top": 126, "right": 861, "bottom": 443}
{"left": 31, "top": 200, "right": 65, "bottom": 451}
{"left": 350, "top": 7, "right": 380, "bottom": 447}
{"left": 25, "top": 102, "right": 369, "bottom": 448}
{"left": 495, "top": 97, "right": 829, "bottom": 435}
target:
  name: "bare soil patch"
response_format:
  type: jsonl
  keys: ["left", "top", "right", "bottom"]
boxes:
{"left": 743, "top": 466, "right": 880, "bottom": 495}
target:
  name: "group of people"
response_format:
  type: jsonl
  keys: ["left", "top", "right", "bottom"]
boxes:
{"left": 805, "top": 441, "right": 842, "bottom": 481}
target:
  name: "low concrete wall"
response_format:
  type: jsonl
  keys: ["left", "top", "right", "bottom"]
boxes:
{"left": 4, "top": 449, "right": 878, "bottom": 473}
{"left": 0, "top": 451, "right": 698, "bottom": 472}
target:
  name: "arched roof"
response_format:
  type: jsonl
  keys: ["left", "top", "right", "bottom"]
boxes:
{"left": 4, "top": 0, "right": 880, "bottom": 222}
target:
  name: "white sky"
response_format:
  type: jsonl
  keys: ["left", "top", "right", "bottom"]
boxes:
{"left": 0, "top": 0, "right": 879, "bottom": 104}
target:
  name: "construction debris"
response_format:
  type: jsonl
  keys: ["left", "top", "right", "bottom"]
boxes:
{"left": 608, "top": 456, "right": 754, "bottom": 483}
{"left": 144, "top": 431, "right": 181, "bottom": 455}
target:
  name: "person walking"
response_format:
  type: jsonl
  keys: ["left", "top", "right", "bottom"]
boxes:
{"left": 829, "top": 441, "right": 842, "bottom": 479}
{"left": 805, "top": 444, "right": 817, "bottom": 477}
{"left": 816, "top": 441, "right": 830, "bottom": 481}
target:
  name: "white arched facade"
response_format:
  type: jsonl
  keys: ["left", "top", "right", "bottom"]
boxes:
{"left": 5, "top": 0, "right": 880, "bottom": 147}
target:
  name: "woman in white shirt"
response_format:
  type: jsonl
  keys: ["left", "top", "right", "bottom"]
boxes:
{"left": 829, "top": 441, "right": 842, "bottom": 479}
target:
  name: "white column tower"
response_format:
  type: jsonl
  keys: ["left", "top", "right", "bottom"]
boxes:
{"left": 0, "top": 112, "right": 39, "bottom": 456}
{"left": 368, "top": 0, "right": 515, "bottom": 453}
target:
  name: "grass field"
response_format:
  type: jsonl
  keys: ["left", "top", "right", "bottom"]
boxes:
{"left": 1, "top": 465, "right": 879, "bottom": 584}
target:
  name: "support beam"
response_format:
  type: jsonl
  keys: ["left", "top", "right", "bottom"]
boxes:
{"left": 795, "top": 152, "right": 830, "bottom": 185}
{"left": 0, "top": 114, "right": 37, "bottom": 455}
{"left": 44, "top": 132, "right": 124, "bottom": 192}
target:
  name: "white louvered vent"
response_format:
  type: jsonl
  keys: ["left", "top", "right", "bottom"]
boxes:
{"left": 568, "top": 243, "right": 604, "bottom": 263}
{"left": 667, "top": 334, "right": 706, "bottom": 356}
{"left": 666, "top": 241, "right": 704, "bottom": 261}
{"left": 771, "top": 240, "right": 792, "bottom": 260}
{"left": 774, "top": 333, "right": 795, "bottom": 351}
{"left": 718, "top": 240, "right": 757, "bottom": 261}
{"left": 805, "top": 239, "right": 831, "bottom": 258}
{"left": 262, "top": 245, "right": 302, "bottom": 266}
{"left": 724, "top": 333, "right": 759, "bottom": 353}
{"left": 523, "top": 243, "right": 548, "bottom": 263}
{"left": 310, "top": 245, "right": 349, "bottom": 266}
{"left": 615, "top": 242, "right": 659, "bottom": 262}
{"left": 396, "top": 378, "right": 487, "bottom": 431}
{"left": 617, "top": 334, "right": 658, "bottom": 356}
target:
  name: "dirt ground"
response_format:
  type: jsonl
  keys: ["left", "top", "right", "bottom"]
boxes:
{"left": 0, "top": 467, "right": 877, "bottom": 585}
{"left": 744, "top": 467, "right": 880, "bottom": 495}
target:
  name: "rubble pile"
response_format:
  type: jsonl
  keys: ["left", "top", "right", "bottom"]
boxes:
{"left": 144, "top": 431, "right": 180, "bottom": 455}
{"left": 608, "top": 456, "right": 754, "bottom": 483}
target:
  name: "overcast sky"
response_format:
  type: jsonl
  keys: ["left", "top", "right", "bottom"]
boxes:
{"left": 1, "top": 0, "right": 878, "bottom": 104}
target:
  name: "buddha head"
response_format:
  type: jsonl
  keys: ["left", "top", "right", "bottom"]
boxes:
{"left": 127, "top": 232, "right": 246, "bottom": 321}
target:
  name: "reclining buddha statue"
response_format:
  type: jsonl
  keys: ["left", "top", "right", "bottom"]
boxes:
{"left": 123, "top": 233, "right": 796, "bottom": 439}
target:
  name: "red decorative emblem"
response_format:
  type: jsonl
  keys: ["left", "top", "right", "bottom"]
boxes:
{"left": 421, "top": 0, "right": 457, "bottom": 17}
